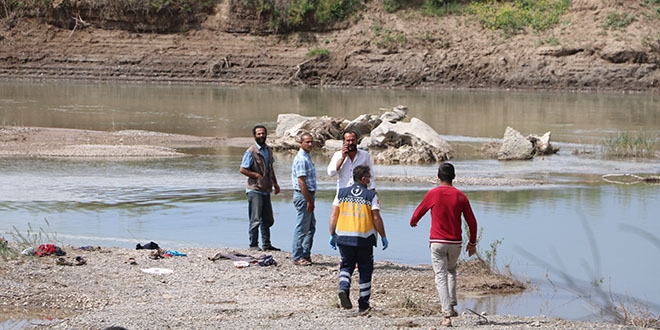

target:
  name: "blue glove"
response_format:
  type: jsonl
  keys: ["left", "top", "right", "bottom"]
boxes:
{"left": 329, "top": 235, "right": 338, "bottom": 250}
{"left": 381, "top": 237, "right": 389, "bottom": 250}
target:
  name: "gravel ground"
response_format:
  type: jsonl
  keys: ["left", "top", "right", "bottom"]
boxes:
{"left": 0, "top": 245, "right": 649, "bottom": 330}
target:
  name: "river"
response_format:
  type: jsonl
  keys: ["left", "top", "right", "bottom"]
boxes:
{"left": 1, "top": 81, "right": 659, "bottom": 322}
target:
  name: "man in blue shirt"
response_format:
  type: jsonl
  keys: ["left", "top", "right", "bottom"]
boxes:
{"left": 240, "top": 125, "right": 281, "bottom": 251}
{"left": 291, "top": 132, "right": 317, "bottom": 266}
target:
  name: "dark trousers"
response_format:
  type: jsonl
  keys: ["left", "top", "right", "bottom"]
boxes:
{"left": 247, "top": 191, "right": 273, "bottom": 247}
{"left": 338, "top": 244, "right": 374, "bottom": 309}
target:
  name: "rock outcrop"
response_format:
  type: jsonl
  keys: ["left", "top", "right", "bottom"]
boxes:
{"left": 495, "top": 127, "right": 559, "bottom": 160}
{"left": 270, "top": 107, "right": 453, "bottom": 163}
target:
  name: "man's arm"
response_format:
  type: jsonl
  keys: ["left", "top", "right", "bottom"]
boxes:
{"left": 372, "top": 209, "right": 386, "bottom": 238}
{"left": 366, "top": 153, "right": 376, "bottom": 190}
{"left": 239, "top": 151, "right": 262, "bottom": 179}
{"left": 297, "top": 176, "right": 315, "bottom": 212}
{"left": 327, "top": 151, "right": 343, "bottom": 177}
{"left": 240, "top": 167, "right": 262, "bottom": 179}
{"left": 271, "top": 169, "right": 280, "bottom": 195}
{"left": 329, "top": 205, "right": 339, "bottom": 235}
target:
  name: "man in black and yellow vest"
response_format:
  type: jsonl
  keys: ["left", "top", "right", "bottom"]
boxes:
{"left": 240, "top": 125, "right": 281, "bottom": 251}
{"left": 329, "top": 165, "right": 388, "bottom": 313}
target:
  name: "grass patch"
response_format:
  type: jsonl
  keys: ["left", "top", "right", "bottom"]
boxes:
{"left": 604, "top": 12, "right": 636, "bottom": 30}
{"left": 8, "top": 218, "right": 60, "bottom": 250}
{"left": 538, "top": 36, "right": 560, "bottom": 46}
{"left": 601, "top": 131, "right": 657, "bottom": 158}
{"left": 468, "top": 0, "right": 571, "bottom": 36}
{"left": 421, "top": 0, "right": 466, "bottom": 17}
{"left": 0, "top": 237, "right": 18, "bottom": 260}
{"left": 307, "top": 47, "right": 329, "bottom": 58}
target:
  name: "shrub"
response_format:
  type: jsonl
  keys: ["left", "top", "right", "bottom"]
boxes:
{"left": 604, "top": 12, "right": 636, "bottom": 30}
{"left": 307, "top": 47, "right": 329, "bottom": 57}
{"left": 469, "top": 0, "right": 571, "bottom": 35}
{"left": 601, "top": 131, "right": 657, "bottom": 158}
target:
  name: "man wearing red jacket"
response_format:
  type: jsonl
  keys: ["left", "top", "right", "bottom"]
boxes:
{"left": 410, "top": 163, "right": 477, "bottom": 328}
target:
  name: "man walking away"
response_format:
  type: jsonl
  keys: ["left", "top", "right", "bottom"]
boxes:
{"left": 410, "top": 163, "right": 477, "bottom": 327}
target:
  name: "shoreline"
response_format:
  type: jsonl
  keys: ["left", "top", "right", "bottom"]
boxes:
{"left": 0, "top": 244, "right": 639, "bottom": 330}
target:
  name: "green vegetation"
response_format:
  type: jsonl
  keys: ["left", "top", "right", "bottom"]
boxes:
{"left": 468, "top": 0, "right": 571, "bottom": 35}
{"left": 421, "top": 0, "right": 465, "bottom": 17}
{"left": 372, "top": 24, "right": 407, "bottom": 48}
{"left": 9, "top": 218, "right": 60, "bottom": 249}
{"left": 463, "top": 226, "right": 504, "bottom": 274}
{"left": 538, "top": 36, "right": 560, "bottom": 46}
{"left": 0, "top": 219, "right": 59, "bottom": 260}
{"left": 601, "top": 131, "right": 657, "bottom": 158}
{"left": 0, "top": 237, "right": 18, "bottom": 260}
{"left": 382, "top": 0, "right": 401, "bottom": 13}
{"left": 307, "top": 47, "right": 329, "bottom": 57}
{"left": 237, "top": 0, "right": 363, "bottom": 32}
{"left": 604, "top": 12, "right": 636, "bottom": 30}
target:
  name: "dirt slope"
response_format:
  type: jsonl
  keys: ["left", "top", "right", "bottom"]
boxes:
{"left": 0, "top": 0, "right": 659, "bottom": 91}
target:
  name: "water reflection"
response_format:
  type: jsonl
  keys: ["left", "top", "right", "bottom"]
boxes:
{"left": 2, "top": 82, "right": 660, "bottom": 143}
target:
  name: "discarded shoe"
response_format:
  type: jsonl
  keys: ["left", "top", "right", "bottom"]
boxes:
{"left": 208, "top": 253, "right": 223, "bottom": 262}
{"left": 258, "top": 255, "right": 277, "bottom": 266}
{"left": 56, "top": 257, "right": 72, "bottom": 266}
{"left": 149, "top": 249, "right": 164, "bottom": 260}
{"left": 74, "top": 256, "right": 87, "bottom": 266}
{"left": 338, "top": 290, "right": 352, "bottom": 309}
{"left": 127, "top": 257, "right": 138, "bottom": 265}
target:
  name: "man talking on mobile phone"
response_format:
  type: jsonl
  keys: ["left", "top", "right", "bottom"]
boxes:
{"left": 327, "top": 130, "right": 376, "bottom": 194}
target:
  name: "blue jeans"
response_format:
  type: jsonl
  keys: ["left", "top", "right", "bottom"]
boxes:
{"left": 247, "top": 191, "right": 274, "bottom": 248}
{"left": 292, "top": 190, "right": 315, "bottom": 261}
{"left": 338, "top": 244, "right": 374, "bottom": 309}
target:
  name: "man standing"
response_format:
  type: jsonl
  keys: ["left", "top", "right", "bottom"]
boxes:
{"left": 239, "top": 125, "right": 281, "bottom": 251}
{"left": 409, "top": 163, "right": 477, "bottom": 328}
{"left": 329, "top": 165, "right": 388, "bottom": 313}
{"left": 327, "top": 130, "right": 375, "bottom": 191}
{"left": 291, "top": 133, "right": 317, "bottom": 266}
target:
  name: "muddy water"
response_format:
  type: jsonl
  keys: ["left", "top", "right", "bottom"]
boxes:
{"left": 1, "top": 81, "right": 660, "bottom": 322}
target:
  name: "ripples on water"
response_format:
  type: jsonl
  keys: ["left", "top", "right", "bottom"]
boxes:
{"left": 2, "top": 83, "right": 660, "bottom": 322}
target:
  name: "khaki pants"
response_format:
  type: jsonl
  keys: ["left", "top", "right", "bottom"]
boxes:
{"left": 430, "top": 243, "right": 461, "bottom": 317}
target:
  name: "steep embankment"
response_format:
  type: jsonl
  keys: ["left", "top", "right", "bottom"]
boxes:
{"left": 0, "top": 0, "right": 658, "bottom": 91}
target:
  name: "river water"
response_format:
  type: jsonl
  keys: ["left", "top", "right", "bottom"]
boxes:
{"left": 1, "top": 81, "right": 659, "bottom": 322}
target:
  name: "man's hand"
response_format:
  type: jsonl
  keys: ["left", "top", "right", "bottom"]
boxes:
{"left": 466, "top": 243, "right": 476, "bottom": 257}
{"left": 274, "top": 182, "right": 280, "bottom": 195}
{"left": 381, "top": 237, "right": 389, "bottom": 250}
{"left": 329, "top": 235, "right": 337, "bottom": 250}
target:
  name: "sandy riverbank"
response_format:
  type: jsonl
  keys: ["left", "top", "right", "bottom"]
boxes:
{"left": 0, "top": 243, "right": 644, "bottom": 330}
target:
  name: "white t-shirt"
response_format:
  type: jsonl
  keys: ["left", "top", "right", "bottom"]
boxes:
{"left": 327, "top": 149, "right": 376, "bottom": 190}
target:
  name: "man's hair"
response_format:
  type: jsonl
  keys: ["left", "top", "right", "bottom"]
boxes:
{"left": 353, "top": 165, "right": 371, "bottom": 183}
{"left": 437, "top": 162, "right": 456, "bottom": 183}
{"left": 342, "top": 130, "right": 359, "bottom": 141}
{"left": 252, "top": 125, "right": 267, "bottom": 136}
{"left": 299, "top": 132, "right": 313, "bottom": 142}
